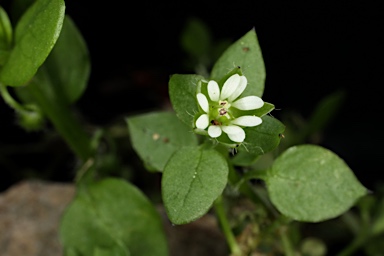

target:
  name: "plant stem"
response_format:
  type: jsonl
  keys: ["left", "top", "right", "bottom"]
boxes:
{"left": 1, "top": 81, "right": 93, "bottom": 161}
{"left": 0, "top": 82, "right": 27, "bottom": 112}
{"left": 214, "top": 195, "right": 242, "bottom": 256}
{"left": 28, "top": 83, "right": 93, "bottom": 161}
{"left": 280, "top": 227, "right": 296, "bottom": 256}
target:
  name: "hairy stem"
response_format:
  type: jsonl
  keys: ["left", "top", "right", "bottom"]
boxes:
{"left": 214, "top": 195, "right": 242, "bottom": 256}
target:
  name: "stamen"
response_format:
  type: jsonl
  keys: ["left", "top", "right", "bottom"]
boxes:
{"left": 211, "top": 120, "right": 221, "bottom": 126}
{"left": 219, "top": 108, "right": 227, "bottom": 115}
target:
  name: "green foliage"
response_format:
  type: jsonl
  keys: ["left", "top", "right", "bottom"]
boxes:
{"left": 168, "top": 73, "right": 203, "bottom": 126}
{"left": 0, "top": 3, "right": 374, "bottom": 255}
{"left": 0, "top": 0, "right": 65, "bottom": 86}
{"left": 162, "top": 146, "right": 229, "bottom": 224}
{"left": 210, "top": 29, "right": 266, "bottom": 97}
{"left": 265, "top": 144, "right": 367, "bottom": 222}
{"left": 0, "top": 6, "right": 12, "bottom": 64}
{"left": 126, "top": 111, "right": 198, "bottom": 172}
{"left": 41, "top": 15, "right": 90, "bottom": 103}
{"left": 60, "top": 178, "right": 168, "bottom": 256}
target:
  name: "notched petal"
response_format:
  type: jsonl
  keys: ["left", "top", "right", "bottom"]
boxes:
{"left": 228, "top": 76, "right": 247, "bottom": 102}
{"left": 208, "top": 125, "right": 222, "bottom": 138}
{"left": 197, "top": 93, "right": 209, "bottom": 113}
{"left": 196, "top": 114, "right": 209, "bottom": 129}
{"left": 208, "top": 81, "right": 220, "bottom": 101}
{"left": 220, "top": 74, "right": 240, "bottom": 100}
{"left": 222, "top": 125, "right": 245, "bottom": 143}
{"left": 231, "top": 96, "right": 264, "bottom": 110}
{"left": 231, "top": 116, "right": 262, "bottom": 127}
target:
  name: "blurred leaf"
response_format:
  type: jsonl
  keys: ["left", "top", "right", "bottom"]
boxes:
{"left": 60, "top": 178, "right": 168, "bottom": 256}
{"left": 265, "top": 145, "right": 368, "bottom": 222}
{"left": 211, "top": 28, "right": 265, "bottom": 97}
{"left": 162, "top": 146, "right": 228, "bottom": 224}
{"left": 180, "top": 17, "right": 211, "bottom": 60}
{"left": 0, "top": 6, "right": 12, "bottom": 51}
{"left": 0, "top": 6, "right": 12, "bottom": 65}
{"left": 15, "top": 15, "right": 90, "bottom": 105}
{"left": 42, "top": 15, "right": 90, "bottom": 103}
{"left": 10, "top": 0, "right": 36, "bottom": 22}
{"left": 305, "top": 89, "right": 346, "bottom": 137}
{"left": 169, "top": 74, "right": 204, "bottom": 126}
{"left": 15, "top": 65, "right": 92, "bottom": 159}
{"left": 126, "top": 111, "right": 198, "bottom": 172}
{"left": 0, "top": 0, "right": 65, "bottom": 86}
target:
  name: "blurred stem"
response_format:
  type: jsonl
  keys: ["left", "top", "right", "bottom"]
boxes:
{"left": 228, "top": 165, "right": 278, "bottom": 219}
{"left": 280, "top": 227, "right": 295, "bottom": 256}
{"left": 1, "top": 80, "right": 93, "bottom": 161}
{"left": 0, "top": 82, "right": 27, "bottom": 112}
{"left": 214, "top": 195, "right": 242, "bottom": 256}
{"left": 337, "top": 207, "right": 372, "bottom": 256}
{"left": 26, "top": 81, "right": 93, "bottom": 161}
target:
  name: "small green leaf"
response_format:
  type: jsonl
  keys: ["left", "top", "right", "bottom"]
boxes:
{"left": 180, "top": 17, "right": 211, "bottom": 59}
{"left": 0, "top": 0, "right": 65, "bottom": 86}
{"left": 43, "top": 15, "right": 90, "bottom": 103}
{"left": 305, "top": 89, "right": 346, "bottom": 137}
{"left": 126, "top": 111, "right": 198, "bottom": 172}
{"left": 169, "top": 74, "right": 204, "bottom": 126}
{"left": 60, "top": 178, "right": 168, "bottom": 256}
{"left": 210, "top": 28, "right": 265, "bottom": 97}
{"left": 162, "top": 146, "right": 228, "bottom": 224}
{"left": 242, "top": 115, "right": 285, "bottom": 155}
{"left": 265, "top": 145, "right": 368, "bottom": 222}
{"left": 0, "top": 6, "right": 12, "bottom": 51}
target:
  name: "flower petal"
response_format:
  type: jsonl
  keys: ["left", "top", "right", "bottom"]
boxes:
{"left": 197, "top": 93, "right": 209, "bottom": 113}
{"left": 231, "top": 115, "right": 262, "bottom": 127}
{"left": 220, "top": 74, "right": 240, "bottom": 100}
{"left": 228, "top": 76, "right": 247, "bottom": 102}
{"left": 221, "top": 125, "right": 245, "bottom": 143}
{"left": 208, "top": 80, "right": 220, "bottom": 101}
{"left": 196, "top": 114, "right": 209, "bottom": 129}
{"left": 208, "top": 125, "right": 222, "bottom": 138}
{"left": 231, "top": 96, "right": 264, "bottom": 110}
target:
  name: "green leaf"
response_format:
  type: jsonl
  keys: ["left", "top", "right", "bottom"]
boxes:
{"left": 42, "top": 15, "right": 90, "bottom": 103}
{"left": 210, "top": 28, "right": 265, "bottom": 97}
{"left": 126, "top": 111, "right": 198, "bottom": 172}
{"left": 265, "top": 145, "right": 368, "bottom": 222}
{"left": 0, "top": 6, "right": 12, "bottom": 51}
{"left": 0, "top": 0, "right": 65, "bottom": 86}
{"left": 60, "top": 178, "right": 168, "bottom": 256}
{"left": 229, "top": 115, "right": 284, "bottom": 166}
{"left": 242, "top": 115, "right": 285, "bottom": 155}
{"left": 162, "top": 146, "right": 228, "bottom": 224}
{"left": 0, "top": 6, "right": 12, "bottom": 65}
{"left": 305, "top": 89, "right": 346, "bottom": 137}
{"left": 14, "top": 66, "right": 93, "bottom": 160}
{"left": 180, "top": 17, "right": 211, "bottom": 59}
{"left": 169, "top": 74, "right": 204, "bottom": 126}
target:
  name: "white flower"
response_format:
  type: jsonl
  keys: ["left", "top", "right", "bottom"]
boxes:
{"left": 195, "top": 74, "right": 264, "bottom": 143}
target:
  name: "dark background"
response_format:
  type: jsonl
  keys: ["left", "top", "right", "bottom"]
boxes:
{"left": 1, "top": 1, "right": 383, "bottom": 192}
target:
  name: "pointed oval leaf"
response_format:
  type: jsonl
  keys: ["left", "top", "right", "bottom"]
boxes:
{"left": 162, "top": 146, "right": 228, "bottom": 224}
{"left": 0, "top": 6, "right": 12, "bottom": 51}
{"left": 243, "top": 115, "right": 285, "bottom": 155}
{"left": 60, "top": 178, "right": 168, "bottom": 256}
{"left": 169, "top": 74, "right": 204, "bottom": 126}
{"left": 126, "top": 111, "right": 198, "bottom": 172}
{"left": 43, "top": 15, "right": 90, "bottom": 103}
{"left": 210, "top": 29, "right": 265, "bottom": 97}
{"left": 265, "top": 145, "right": 368, "bottom": 222}
{"left": 0, "top": 0, "right": 65, "bottom": 86}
